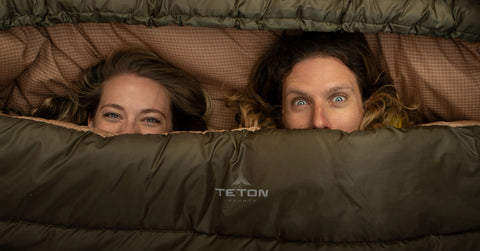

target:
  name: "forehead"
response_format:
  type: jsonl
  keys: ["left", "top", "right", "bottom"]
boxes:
{"left": 100, "top": 73, "right": 171, "bottom": 108}
{"left": 284, "top": 56, "right": 359, "bottom": 93}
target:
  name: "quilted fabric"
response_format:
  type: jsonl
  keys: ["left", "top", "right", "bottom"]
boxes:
{"left": 1, "top": 0, "right": 479, "bottom": 42}
{"left": 1, "top": 115, "right": 479, "bottom": 250}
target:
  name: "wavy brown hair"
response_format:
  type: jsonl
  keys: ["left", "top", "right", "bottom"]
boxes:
{"left": 33, "top": 47, "right": 209, "bottom": 131}
{"left": 228, "top": 32, "right": 418, "bottom": 130}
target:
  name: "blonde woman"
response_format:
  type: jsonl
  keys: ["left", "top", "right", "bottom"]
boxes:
{"left": 33, "top": 47, "right": 209, "bottom": 134}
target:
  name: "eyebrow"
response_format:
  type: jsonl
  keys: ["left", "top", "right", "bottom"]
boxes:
{"left": 100, "top": 104, "right": 167, "bottom": 120}
{"left": 100, "top": 104, "right": 124, "bottom": 111}
{"left": 285, "top": 86, "right": 356, "bottom": 97}
{"left": 326, "top": 86, "right": 356, "bottom": 95}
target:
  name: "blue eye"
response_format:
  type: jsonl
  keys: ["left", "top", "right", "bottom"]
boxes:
{"left": 332, "top": 96, "right": 346, "bottom": 102}
{"left": 144, "top": 118, "right": 160, "bottom": 124}
{"left": 104, "top": 112, "right": 120, "bottom": 119}
{"left": 294, "top": 99, "right": 308, "bottom": 106}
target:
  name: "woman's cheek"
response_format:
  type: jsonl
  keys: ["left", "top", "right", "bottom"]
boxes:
{"left": 94, "top": 120, "right": 121, "bottom": 134}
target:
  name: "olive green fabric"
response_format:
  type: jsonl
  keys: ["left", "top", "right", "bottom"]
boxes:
{"left": 1, "top": 115, "right": 479, "bottom": 250}
{"left": 1, "top": 0, "right": 479, "bottom": 41}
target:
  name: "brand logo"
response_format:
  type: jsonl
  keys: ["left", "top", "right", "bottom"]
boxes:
{"left": 215, "top": 174, "right": 269, "bottom": 203}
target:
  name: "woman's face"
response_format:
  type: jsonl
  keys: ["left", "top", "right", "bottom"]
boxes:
{"left": 282, "top": 56, "right": 364, "bottom": 132}
{"left": 89, "top": 73, "right": 173, "bottom": 134}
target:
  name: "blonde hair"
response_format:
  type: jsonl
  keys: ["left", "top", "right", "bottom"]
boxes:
{"left": 228, "top": 32, "right": 419, "bottom": 130}
{"left": 33, "top": 47, "right": 209, "bottom": 131}
{"left": 226, "top": 91, "right": 277, "bottom": 128}
{"left": 360, "top": 85, "right": 417, "bottom": 129}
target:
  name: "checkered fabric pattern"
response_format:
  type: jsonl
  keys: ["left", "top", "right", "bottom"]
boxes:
{"left": 366, "top": 33, "right": 480, "bottom": 122}
{"left": 1, "top": 23, "right": 478, "bottom": 130}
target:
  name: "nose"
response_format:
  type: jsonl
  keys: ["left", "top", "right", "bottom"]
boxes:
{"left": 312, "top": 106, "right": 331, "bottom": 129}
{"left": 121, "top": 120, "right": 139, "bottom": 134}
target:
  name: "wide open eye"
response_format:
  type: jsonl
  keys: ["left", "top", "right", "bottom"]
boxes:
{"left": 332, "top": 96, "right": 346, "bottom": 102}
{"left": 294, "top": 99, "right": 308, "bottom": 106}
